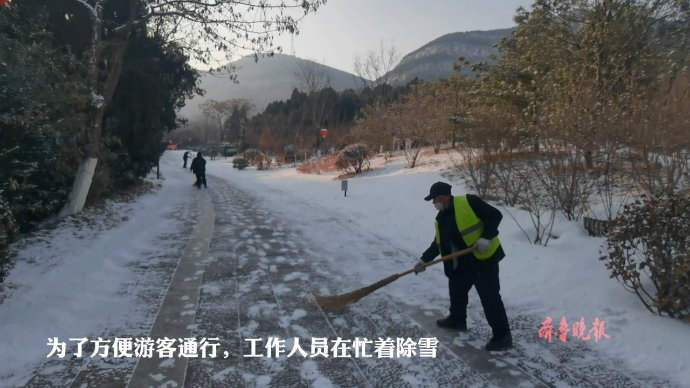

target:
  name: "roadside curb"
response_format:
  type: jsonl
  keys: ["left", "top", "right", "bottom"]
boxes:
{"left": 126, "top": 191, "right": 215, "bottom": 388}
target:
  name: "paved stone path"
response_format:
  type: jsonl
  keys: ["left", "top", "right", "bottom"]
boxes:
{"left": 242, "top": 178, "right": 679, "bottom": 388}
{"left": 10, "top": 170, "right": 681, "bottom": 388}
{"left": 184, "top": 175, "right": 497, "bottom": 388}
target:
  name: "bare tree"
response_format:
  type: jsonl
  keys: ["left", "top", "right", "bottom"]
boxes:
{"left": 353, "top": 39, "right": 401, "bottom": 104}
{"left": 518, "top": 162, "right": 558, "bottom": 246}
{"left": 448, "top": 144, "right": 498, "bottom": 199}
{"left": 448, "top": 99, "right": 516, "bottom": 199}
{"left": 494, "top": 156, "right": 527, "bottom": 207}
{"left": 396, "top": 101, "right": 428, "bottom": 168}
{"left": 293, "top": 57, "right": 336, "bottom": 151}
{"left": 294, "top": 58, "right": 331, "bottom": 95}
{"left": 591, "top": 144, "right": 631, "bottom": 221}
{"left": 199, "top": 100, "right": 234, "bottom": 142}
{"left": 627, "top": 71, "right": 690, "bottom": 196}
{"left": 351, "top": 103, "right": 396, "bottom": 152}
{"left": 409, "top": 82, "right": 453, "bottom": 154}
{"left": 529, "top": 139, "right": 595, "bottom": 222}
{"left": 47, "top": 0, "right": 327, "bottom": 218}
{"left": 201, "top": 115, "right": 219, "bottom": 143}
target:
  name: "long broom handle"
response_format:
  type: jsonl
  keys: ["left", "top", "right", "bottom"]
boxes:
{"left": 398, "top": 246, "right": 477, "bottom": 277}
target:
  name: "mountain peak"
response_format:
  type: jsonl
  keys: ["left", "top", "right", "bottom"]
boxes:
{"left": 178, "top": 54, "right": 362, "bottom": 120}
{"left": 178, "top": 28, "right": 515, "bottom": 120}
{"left": 386, "top": 27, "right": 514, "bottom": 85}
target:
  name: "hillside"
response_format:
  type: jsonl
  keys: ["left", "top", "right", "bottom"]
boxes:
{"left": 178, "top": 53, "right": 363, "bottom": 120}
{"left": 385, "top": 28, "right": 514, "bottom": 85}
{"left": 177, "top": 28, "right": 514, "bottom": 120}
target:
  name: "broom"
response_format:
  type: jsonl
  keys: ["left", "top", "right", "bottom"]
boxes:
{"left": 314, "top": 246, "right": 477, "bottom": 309}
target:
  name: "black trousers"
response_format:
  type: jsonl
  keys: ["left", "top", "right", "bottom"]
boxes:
{"left": 194, "top": 173, "right": 207, "bottom": 188}
{"left": 448, "top": 260, "right": 511, "bottom": 339}
{"left": 183, "top": 159, "right": 188, "bottom": 168}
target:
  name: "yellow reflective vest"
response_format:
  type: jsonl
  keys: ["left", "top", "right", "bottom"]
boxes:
{"left": 434, "top": 195, "right": 501, "bottom": 260}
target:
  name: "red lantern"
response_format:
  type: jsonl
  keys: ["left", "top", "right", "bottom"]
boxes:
{"left": 319, "top": 129, "right": 328, "bottom": 138}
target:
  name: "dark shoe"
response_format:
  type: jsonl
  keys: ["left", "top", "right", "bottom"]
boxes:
{"left": 436, "top": 316, "right": 467, "bottom": 331}
{"left": 485, "top": 332, "right": 513, "bottom": 351}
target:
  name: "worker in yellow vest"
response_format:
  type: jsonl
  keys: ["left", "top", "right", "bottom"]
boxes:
{"left": 414, "top": 181, "right": 513, "bottom": 351}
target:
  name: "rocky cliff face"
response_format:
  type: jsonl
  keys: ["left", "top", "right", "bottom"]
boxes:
{"left": 385, "top": 28, "right": 513, "bottom": 85}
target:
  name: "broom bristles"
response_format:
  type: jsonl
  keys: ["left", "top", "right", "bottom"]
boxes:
{"left": 314, "top": 247, "right": 476, "bottom": 309}
{"left": 314, "top": 274, "right": 400, "bottom": 309}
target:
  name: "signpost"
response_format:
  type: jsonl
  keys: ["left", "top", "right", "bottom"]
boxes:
{"left": 319, "top": 129, "right": 328, "bottom": 154}
{"left": 341, "top": 179, "right": 348, "bottom": 197}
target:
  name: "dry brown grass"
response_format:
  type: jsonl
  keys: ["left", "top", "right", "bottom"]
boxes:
{"left": 421, "top": 148, "right": 440, "bottom": 157}
{"left": 296, "top": 154, "right": 339, "bottom": 174}
{"left": 333, "top": 167, "right": 376, "bottom": 180}
{"left": 421, "top": 145, "right": 458, "bottom": 157}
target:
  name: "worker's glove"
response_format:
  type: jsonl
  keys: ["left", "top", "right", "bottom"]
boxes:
{"left": 474, "top": 238, "right": 491, "bottom": 254}
{"left": 414, "top": 259, "right": 426, "bottom": 275}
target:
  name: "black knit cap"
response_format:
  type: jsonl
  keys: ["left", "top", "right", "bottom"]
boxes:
{"left": 424, "top": 181, "right": 452, "bottom": 201}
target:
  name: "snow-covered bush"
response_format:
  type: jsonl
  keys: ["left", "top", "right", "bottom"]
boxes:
{"left": 600, "top": 193, "right": 690, "bottom": 320}
{"left": 283, "top": 145, "right": 296, "bottom": 163}
{"left": 232, "top": 157, "right": 249, "bottom": 170}
{"left": 283, "top": 144, "right": 295, "bottom": 156}
{"left": 335, "top": 143, "right": 370, "bottom": 174}
{"left": 244, "top": 148, "right": 262, "bottom": 164}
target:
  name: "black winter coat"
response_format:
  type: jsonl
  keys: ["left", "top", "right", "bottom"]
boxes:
{"left": 420, "top": 194, "right": 505, "bottom": 277}
{"left": 190, "top": 156, "right": 206, "bottom": 174}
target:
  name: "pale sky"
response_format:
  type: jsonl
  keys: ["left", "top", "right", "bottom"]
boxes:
{"left": 257, "top": 0, "right": 532, "bottom": 74}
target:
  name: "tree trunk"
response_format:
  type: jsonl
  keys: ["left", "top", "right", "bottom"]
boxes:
{"left": 531, "top": 106, "right": 540, "bottom": 153}
{"left": 585, "top": 150, "right": 594, "bottom": 169}
{"left": 58, "top": 39, "right": 129, "bottom": 218}
{"left": 452, "top": 126, "right": 457, "bottom": 148}
{"left": 58, "top": 158, "right": 99, "bottom": 218}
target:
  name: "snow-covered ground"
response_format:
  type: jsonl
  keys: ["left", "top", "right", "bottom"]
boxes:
{"left": 0, "top": 162, "right": 196, "bottom": 387}
{"left": 205, "top": 149, "right": 690, "bottom": 387}
{"left": 1, "top": 148, "right": 688, "bottom": 388}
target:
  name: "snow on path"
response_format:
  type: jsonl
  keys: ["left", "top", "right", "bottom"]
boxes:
{"left": 0, "top": 154, "right": 197, "bottom": 388}
{"left": 202, "top": 151, "right": 689, "bottom": 388}
{"left": 184, "top": 174, "right": 493, "bottom": 387}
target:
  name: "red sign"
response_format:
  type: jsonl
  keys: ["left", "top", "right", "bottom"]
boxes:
{"left": 319, "top": 129, "right": 328, "bottom": 138}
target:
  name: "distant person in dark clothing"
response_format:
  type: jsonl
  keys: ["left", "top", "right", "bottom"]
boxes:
{"left": 190, "top": 152, "right": 207, "bottom": 189}
{"left": 183, "top": 151, "right": 190, "bottom": 168}
{"left": 414, "top": 181, "right": 513, "bottom": 352}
